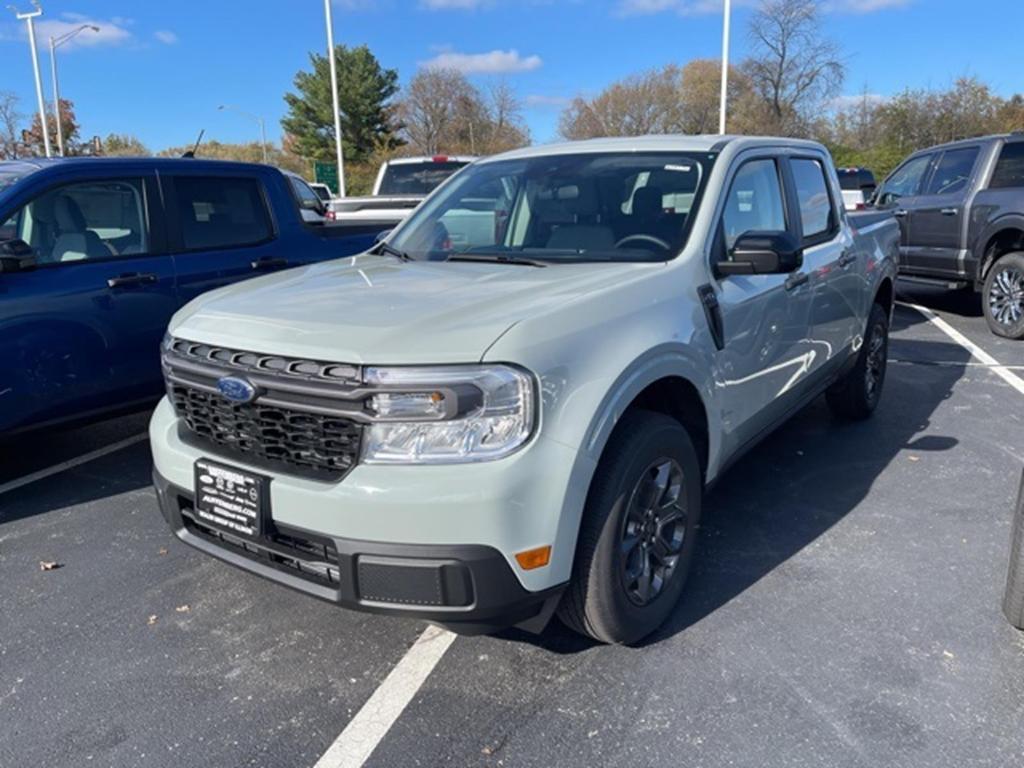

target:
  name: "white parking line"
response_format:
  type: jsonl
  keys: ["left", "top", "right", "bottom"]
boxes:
{"left": 0, "top": 433, "right": 148, "bottom": 497}
{"left": 315, "top": 625, "right": 457, "bottom": 768}
{"left": 904, "top": 302, "right": 1024, "bottom": 397}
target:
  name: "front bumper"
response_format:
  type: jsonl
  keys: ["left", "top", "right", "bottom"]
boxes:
{"left": 154, "top": 468, "right": 564, "bottom": 634}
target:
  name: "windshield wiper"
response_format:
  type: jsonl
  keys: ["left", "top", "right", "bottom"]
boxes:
{"left": 446, "top": 253, "right": 547, "bottom": 268}
{"left": 375, "top": 241, "right": 413, "bottom": 261}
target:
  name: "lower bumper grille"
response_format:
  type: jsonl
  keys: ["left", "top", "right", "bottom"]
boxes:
{"left": 170, "top": 384, "right": 362, "bottom": 479}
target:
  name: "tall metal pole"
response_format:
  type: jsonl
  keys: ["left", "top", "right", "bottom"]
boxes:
{"left": 323, "top": 0, "right": 346, "bottom": 197}
{"left": 10, "top": 2, "right": 51, "bottom": 157}
{"left": 48, "top": 24, "right": 99, "bottom": 157}
{"left": 718, "top": 0, "right": 732, "bottom": 136}
{"left": 48, "top": 36, "right": 62, "bottom": 156}
{"left": 258, "top": 117, "right": 267, "bottom": 164}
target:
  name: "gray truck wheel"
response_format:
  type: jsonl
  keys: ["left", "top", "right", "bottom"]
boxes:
{"left": 558, "top": 410, "right": 702, "bottom": 645}
{"left": 983, "top": 252, "right": 1024, "bottom": 340}
{"left": 1005, "top": 472, "right": 1024, "bottom": 630}
{"left": 826, "top": 302, "right": 889, "bottom": 421}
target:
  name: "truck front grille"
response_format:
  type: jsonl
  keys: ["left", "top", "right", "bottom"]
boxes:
{"left": 163, "top": 340, "right": 366, "bottom": 480}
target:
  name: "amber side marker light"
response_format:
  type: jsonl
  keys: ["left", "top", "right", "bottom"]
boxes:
{"left": 515, "top": 546, "right": 552, "bottom": 570}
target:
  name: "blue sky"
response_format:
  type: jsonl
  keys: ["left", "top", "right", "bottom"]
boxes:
{"left": 2, "top": 0, "right": 1021, "bottom": 152}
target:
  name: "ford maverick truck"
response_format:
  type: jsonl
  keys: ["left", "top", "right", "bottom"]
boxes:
{"left": 151, "top": 136, "right": 899, "bottom": 644}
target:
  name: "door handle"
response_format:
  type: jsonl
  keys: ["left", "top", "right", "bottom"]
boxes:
{"left": 940, "top": 207, "right": 958, "bottom": 216}
{"left": 107, "top": 272, "right": 158, "bottom": 289}
{"left": 251, "top": 257, "right": 288, "bottom": 270}
{"left": 893, "top": 209, "right": 908, "bottom": 218}
{"left": 785, "top": 272, "right": 809, "bottom": 291}
{"left": 838, "top": 251, "right": 857, "bottom": 268}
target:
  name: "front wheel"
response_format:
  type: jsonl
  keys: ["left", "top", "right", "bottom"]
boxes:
{"left": 826, "top": 302, "right": 889, "bottom": 420}
{"left": 982, "top": 252, "right": 1024, "bottom": 340}
{"left": 558, "top": 410, "right": 702, "bottom": 644}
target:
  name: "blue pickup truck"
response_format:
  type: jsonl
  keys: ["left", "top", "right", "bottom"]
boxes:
{"left": 0, "top": 157, "right": 383, "bottom": 435}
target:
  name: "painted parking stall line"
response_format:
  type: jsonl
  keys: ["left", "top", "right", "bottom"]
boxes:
{"left": 0, "top": 433, "right": 148, "bottom": 497}
{"left": 314, "top": 625, "right": 457, "bottom": 768}
{"left": 904, "top": 302, "right": 1024, "bottom": 397}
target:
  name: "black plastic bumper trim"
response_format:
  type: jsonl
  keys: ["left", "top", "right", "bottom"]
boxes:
{"left": 152, "top": 468, "right": 564, "bottom": 635}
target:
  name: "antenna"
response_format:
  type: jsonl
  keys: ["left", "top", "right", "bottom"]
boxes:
{"left": 182, "top": 128, "right": 205, "bottom": 158}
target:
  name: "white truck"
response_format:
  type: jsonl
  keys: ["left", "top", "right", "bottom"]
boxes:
{"left": 151, "top": 135, "right": 899, "bottom": 644}
{"left": 326, "top": 155, "right": 475, "bottom": 227}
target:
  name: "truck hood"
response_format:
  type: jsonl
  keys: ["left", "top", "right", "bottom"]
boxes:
{"left": 169, "top": 254, "right": 655, "bottom": 364}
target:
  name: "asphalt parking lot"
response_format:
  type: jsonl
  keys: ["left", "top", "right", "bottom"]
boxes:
{"left": 2, "top": 285, "right": 1023, "bottom": 768}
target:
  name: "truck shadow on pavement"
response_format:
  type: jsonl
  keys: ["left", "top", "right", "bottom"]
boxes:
{"left": 507, "top": 322, "right": 971, "bottom": 653}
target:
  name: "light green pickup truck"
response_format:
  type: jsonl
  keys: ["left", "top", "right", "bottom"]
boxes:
{"left": 151, "top": 135, "right": 899, "bottom": 644}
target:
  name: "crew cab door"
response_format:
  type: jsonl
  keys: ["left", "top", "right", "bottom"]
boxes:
{"left": 905, "top": 145, "right": 981, "bottom": 276}
{"left": 710, "top": 155, "right": 814, "bottom": 455}
{"left": 0, "top": 171, "right": 174, "bottom": 433}
{"left": 163, "top": 170, "right": 290, "bottom": 306}
{"left": 785, "top": 155, "right": 859, "bottom": 376}
{"left": 875, "top": 152, "right": 935, "bottom": 269}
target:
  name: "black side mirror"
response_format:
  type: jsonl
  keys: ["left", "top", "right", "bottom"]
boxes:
{"left": 716, "top": 231, "right": 802, "bottom": 277}
{"left": 0, "top": 238, "right": 36, "bottom": 273}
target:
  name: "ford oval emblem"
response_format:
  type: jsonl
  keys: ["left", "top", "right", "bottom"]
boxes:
{"left": 217, "top": 376, "right": 257, "bottom": 404}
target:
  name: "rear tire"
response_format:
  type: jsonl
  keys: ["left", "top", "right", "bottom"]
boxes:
{"left": 826, "top": 302, "right": 889, "bottom": 421}
{"left": 982, "top": 252, "right": 1024, "bottom": 340}
{"left": 558, "top": 410, "right": 702, "bottom": 645}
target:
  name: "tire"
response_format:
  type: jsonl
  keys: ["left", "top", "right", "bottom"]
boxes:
{"left": 1005, "top": 471, "right": 1024, "bottom": 631}
{"left": 557, "top": 410, "right": 702, "bottom": 645}
{"left": 826, "top": 302, "right": 889, "bottom": 421}
{"left": 982, "top": 252, "right": 1024, "bottom": 340}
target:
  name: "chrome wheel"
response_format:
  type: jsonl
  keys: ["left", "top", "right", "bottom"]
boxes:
{"left": 864, "top": 323, "right": 886, "bottom": 400}
{"left": 619, "top": 458, "right": 687, "bottom": 606}
{"left": 988, "top": 266, "right": 1024, "bottom": 327}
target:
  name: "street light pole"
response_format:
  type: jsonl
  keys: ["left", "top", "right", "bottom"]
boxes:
{"left": 9, "top": 1, "right": 51, "bottom": 157}
{"left": 49, "top": 24, "right": 100, "bottom": 156}
{"left": 718, "top": 0, "right": 732, "bottom": 135}
{"left": 218, "top": 105, "right": 268, "bottom": 163}
{"left": 323, "top": 0, "right": 346, "bottom": 197}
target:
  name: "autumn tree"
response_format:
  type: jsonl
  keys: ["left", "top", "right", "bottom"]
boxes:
{"left": 0, "top": 91, "right": 23, "bottom": 159}
{"left": 396, "top": 68, "right": 529, "bottom": 155}
{"left": 100, "top": 133, "right": 150, "bottom": 157}
{"left": 282, "top": 44, "right": 401, "bottom": 165}
{"left": 742, "top": 0, "right": 844, "bottom": 135}
{"left": 25, "top": 99, "right": 82, "bottom": 156}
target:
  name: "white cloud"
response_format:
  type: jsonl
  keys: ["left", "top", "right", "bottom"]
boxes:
{"left": 36, "top": 13, "right": 132, "bottom": 49}
{"left": 420, "top": 49, "right": 543, "bottom": 74}
{"left": 154, "top": 30, "right": 178, "bottom": 45}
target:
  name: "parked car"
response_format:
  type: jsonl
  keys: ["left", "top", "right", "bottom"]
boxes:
{"left": 150, "top": 135, "right": 898, "bottom": 644}
{"left": 327, "top": 155, "right": 475, "bottom": 227}
{"left": 308, "top": 182, "right": 334, "bottom": 203}
{"left": 0, "top": 157, "right": 385, "bottom": 436}
{"left": 873, "top": 133, "right": 1024, "bottom": 338}
{"left": 836, "top": 167, "right": 876, "bottom": 211}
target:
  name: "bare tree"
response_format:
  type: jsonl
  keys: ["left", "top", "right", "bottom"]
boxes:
{"left": 743, "top": 0, "right": 844, "bottom": 135}
{"left": 0, "top": 91, "right": 23, "bottom": 160}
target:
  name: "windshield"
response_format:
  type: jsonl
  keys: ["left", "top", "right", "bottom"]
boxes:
{"left": 0, "top": 168, "right": 28, "bottom": 196}
{"left": 377, "top": 161, "right": 469, "bottom": 196}
{"left": 388, "top": 152, "right": 715, "bottom": 264}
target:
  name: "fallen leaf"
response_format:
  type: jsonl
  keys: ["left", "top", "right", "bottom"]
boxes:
{"left": 481, "top": 746, "right": 494, "bottom": 756}
{"left": 147, "top": 615, "right": 158, "bottom": 626}
{"left": 943, "top": 650, "right": 955, "bottom": 659}
{"left": 908, "top": 456, "right": 920, "bottom": 462}
{"left": 158, "top": 547, "right": 168, "bottom": 556}
{"left": 175, "top": 605, "right": 190, "bottom": 613}
{"left": 39, "top": 561, "right": 62, "bottom": 571}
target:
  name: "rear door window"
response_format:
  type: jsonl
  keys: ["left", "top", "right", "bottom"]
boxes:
{"left": 989, "top": 142, "right": 1024, "bottom": 189}
{"left": 174, "top": 176, "right": 273, "bottom": 251}
{"left": 790, "top": 158, "right": 836, "bottom": 241}
{"left": 6, "top": 178, "right": 150, "bottom": 265}
{"left": 923, "top": 147, "right": 980, "bottom": 196}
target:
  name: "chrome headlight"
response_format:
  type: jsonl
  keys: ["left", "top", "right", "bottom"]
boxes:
{"left": 361, "top": 365, "right": 536, "bottom": 464}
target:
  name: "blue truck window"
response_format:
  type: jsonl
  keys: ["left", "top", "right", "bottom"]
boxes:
{"left": 8, "top": 178, "right": 149, "bottom": 265}
{"left": 175, "top": 176, "right": 273, "bottom": 251}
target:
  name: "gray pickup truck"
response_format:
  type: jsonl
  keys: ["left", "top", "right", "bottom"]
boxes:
{"left": 874, "top": 132, "right": 1024, "bottom": 338}
{"left": 151, "top": 135, "right": 899, "bottom": 644}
